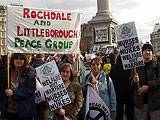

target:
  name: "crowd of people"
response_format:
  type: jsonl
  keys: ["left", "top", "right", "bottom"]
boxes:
{"left": 0, "top": 42, "right": 160, "bottom": 120}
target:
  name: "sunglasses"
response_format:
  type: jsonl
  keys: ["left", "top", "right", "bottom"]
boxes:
{"left": 14, "top": 57, "right": 24, "bottom": 60}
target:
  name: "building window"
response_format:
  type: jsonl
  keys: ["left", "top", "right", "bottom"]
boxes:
{"left": 2, "top": 32, "right": 5, "bottom": 37}
{"left": 111, "top": 27, "right": 116, "bottom": 43}
{"left": 153, "top": 35, "right": 155, "bottom": 39}
{"left": 2, "top": 25, "right": 4, "bottom": 29}
{"left": 1, "top": 39, "right": 5, "bottom": 45}
{"left": 89, "top": 27, "right": 92, "bottom": 31}
{"left": 83, "top": 27, "right": 86, "bottom": 31}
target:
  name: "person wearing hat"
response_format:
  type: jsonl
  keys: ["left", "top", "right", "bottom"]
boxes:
{"left": 103, "top": 63, "right": 111, "bottom": 74}
{"left": 132, "top": 42, "right": 160, "bottom": 120}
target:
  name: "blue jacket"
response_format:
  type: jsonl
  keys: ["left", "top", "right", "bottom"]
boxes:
{"left": 1, "top": 66, "right": 36, "bottom": 119}
{"left": 84, "top": 71, "right": 117, "bottom": 112}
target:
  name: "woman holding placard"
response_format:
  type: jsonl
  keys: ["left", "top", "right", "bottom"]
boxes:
{"left": 53, "top": 63, "right": 83, "bottom": 120}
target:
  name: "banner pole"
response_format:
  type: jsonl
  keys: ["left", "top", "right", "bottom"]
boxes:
{"left": 7, "top": 53, "right": 10, "bottom": 88}
{"left": 133, "top": 67, "right": 140, "bottom": 89}
{"left": 77, "top": 53, "right": 80, "bottom": 82}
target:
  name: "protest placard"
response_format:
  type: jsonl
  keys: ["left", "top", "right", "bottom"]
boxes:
{"left": 115, "top": 22, "right": 144, "bottom": 70}
{"left": 34, "top": 78, "right": 46, "bottom": 104}
{"left": 6, "top": 6, "right": 81, "bottom": 54}
{"left": 36, "top": 60, "right": 71, "bottom": 111}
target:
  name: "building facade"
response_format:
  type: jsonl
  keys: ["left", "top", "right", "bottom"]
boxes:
{"left": 80, "top": 24, "right": 93, "bottom": 54}
{"left": 0, "top": 6, "right": 6, "bottom": 55}
{"left": 150, "top": 23, "right": 160, "bottom": 55}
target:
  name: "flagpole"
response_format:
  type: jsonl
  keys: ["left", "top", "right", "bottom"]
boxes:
{"left": 77, "top": 53, "right": 80, "bottom": 82}
{"left": 84, "top": 85, "right": 89, "bottom": 120}
{"left": 7, "top": 53, "right": 10, "bottom": 88}
{"left": 133, "top": 67, "right": 140, "bottom": 89}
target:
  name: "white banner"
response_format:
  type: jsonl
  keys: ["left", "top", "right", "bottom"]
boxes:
{"left": 115, "top": 22, "right": 144, "bottom": 70}
{"left": 35, "top": 60, "right": 71, "bottom": 111}
{"left": 7, "top": 6, "right": 81, "bottom": 54}
{"left": 85, "top": 86, "right": 111, "bottom": 120}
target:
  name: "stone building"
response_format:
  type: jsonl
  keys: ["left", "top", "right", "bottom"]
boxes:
{"left": 80, "top": 24, "right": 93, "bottom": 54}
{"left": 80, "top": 0, "right": 118, "bottom": 54}
{"left": 0, "top": 6, "right": 6, "bottom": 55}
{"left": 150, "top": 23, "right": 160, "bottom": 55}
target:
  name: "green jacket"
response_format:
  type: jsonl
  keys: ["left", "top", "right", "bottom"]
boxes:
{"left": 53, "top": 81, "right": 83, "bottom": 119}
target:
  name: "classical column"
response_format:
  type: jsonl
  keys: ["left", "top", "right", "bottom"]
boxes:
{"left": 88, "top": 0, "right": 118, "bottom": 52}
{"left": 97, "top": 0, "right": 109, "bottom": 13}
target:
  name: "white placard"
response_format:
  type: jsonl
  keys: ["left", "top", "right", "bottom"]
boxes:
{"left": 36, "top": 60, "right": 71, "bottom": 111}
{"left": 115, "top": 22, "right": 144, "bottom": 70}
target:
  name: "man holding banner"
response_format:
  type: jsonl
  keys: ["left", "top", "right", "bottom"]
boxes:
{"left": 115, "top": 21, "right": 160, "bottom": 120}
{"left": 115, "top": 22, "right": 160, "bottom": 120}
{"left": 132, "top": 43, "right": 160, "bottom": 120}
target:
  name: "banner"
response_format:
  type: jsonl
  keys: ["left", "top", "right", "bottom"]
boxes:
{"left": 85, "top": 86, "right": 111, "bottom": 120}
{"left": 115, "top": 22, "right": 144, "bottom": 70}
{"left": 36, "top": 60, "right": 71, "bottom": 111}
{"left": 7, "top": 6, "right": 81, "bottom": 53}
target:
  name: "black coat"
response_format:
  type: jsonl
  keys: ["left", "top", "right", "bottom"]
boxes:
{"left": 0, "top": 60, "right": 7, "bottom": 119}
{"left": 109, "top": 62, "right": 133, "bottom": 102}
{"left": 133, "top": 61, "right": 160, "bottom": 110}
{"left": 0, "top": 66, "right": 36, "bottom": 119}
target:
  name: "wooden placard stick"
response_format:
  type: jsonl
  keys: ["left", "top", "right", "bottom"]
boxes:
{"left": 133, "top": 67, "right": 140, "bottom": 89}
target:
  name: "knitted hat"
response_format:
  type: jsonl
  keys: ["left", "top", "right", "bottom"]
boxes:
{"left": 103, "top": 63, "right": 111, "bottom": 74}
{"left": 142, "top": 43, "right": 153, "bottom": 52}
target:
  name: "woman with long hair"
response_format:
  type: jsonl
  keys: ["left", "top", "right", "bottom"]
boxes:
{"left": 2, "top": 53, "right": 36, "bottom": 120}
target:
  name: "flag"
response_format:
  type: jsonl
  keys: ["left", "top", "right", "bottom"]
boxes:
{"left": 84, "top": 85, "right": 111, "bottom": 120}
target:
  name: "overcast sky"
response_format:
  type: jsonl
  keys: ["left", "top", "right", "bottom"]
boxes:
{"left": 1, "top": 0, "right": 160, "bottom": 43}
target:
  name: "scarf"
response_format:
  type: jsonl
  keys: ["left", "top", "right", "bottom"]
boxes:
{"left": 90, "top": 72, "right": 100, "bottom": 93}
